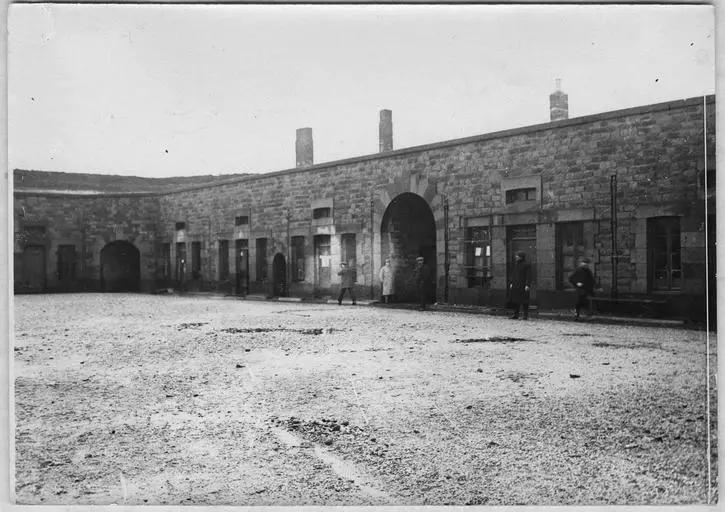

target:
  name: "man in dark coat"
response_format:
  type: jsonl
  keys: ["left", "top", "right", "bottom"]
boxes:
{"left": 337, "top": 262, "right": 356, "bottom": 305}
{"left": 509, "top": 251, "right": 532, "bottom": 320}
{"left": 413, "top": 256, "right": 431, "bottom": 311}
{"left": 568, "top": 257, "right": 595, "bottom": 319}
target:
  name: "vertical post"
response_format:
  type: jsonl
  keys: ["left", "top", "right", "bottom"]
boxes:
{"left": 444, "top": 196, "right": 450, "bottom": 304}
{"left": 370, "top": 195, "right": 375, "bottom": 300}
{"left": 286, "top": 210, "right": 291, "bottom": 297}
{"left": 610, "top": 174, "right": 618, "bottom": 299}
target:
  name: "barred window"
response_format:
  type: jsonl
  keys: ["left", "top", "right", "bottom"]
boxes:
{"left": 313, "top": 207, "right": 331, "bottom": 219}
{"left": 341, "top": 233, "right": 356, "bottom": 268}
{"left": 556, "top": 222, "right": 586, "bottom": 290}
{"left": 505, "top": 187, "right": 537, "bottom": 204}
{"left": 464, "top": 227, "right": 491, "bottom": 288}
{"left": 235, "top": 215, "right": 249, "bottom": 226}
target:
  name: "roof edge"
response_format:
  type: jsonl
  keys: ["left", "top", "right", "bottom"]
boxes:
{"left": 14, "top": 94, "right": 714, "bottom": 198}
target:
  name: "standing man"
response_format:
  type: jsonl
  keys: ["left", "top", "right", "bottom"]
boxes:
{"left": 413, "top": 256, "right": 431, "bottom": 311}
{"left": 569, "top": 257, "right": 595, "bottom": 319}
{"left": 509, "top": 251, "right": 532, "bottom": 320}
{"left": 379, "top": 257, "right": 395, "bottom": 303}
{"left": 337, "top": 262, "right": 356, "bottom": 305}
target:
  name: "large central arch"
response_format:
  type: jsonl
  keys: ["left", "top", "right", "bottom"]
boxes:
{"left": 380, "top": 192, "right": 436, "bottom": 302}
{"left": 100, "top": 240, "right": 140, "bottom": 292}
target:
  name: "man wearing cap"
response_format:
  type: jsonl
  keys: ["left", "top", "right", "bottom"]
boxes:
{"left": 337, "top": 262, "right": 356, "bottom": 305}
{"left": 413, "top": 256, "right": 431, "bottom": 311}
{"left": 569, "top": 257, "right": 595, "bottom": 319}
{"left": 509, "top": 251, "right": 532, "bottom": 320}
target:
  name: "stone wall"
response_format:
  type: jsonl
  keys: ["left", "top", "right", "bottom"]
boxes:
{"left": 14, "top": 95, "right": 715, "bottom": 319}
{"left": 14, "top": 193, "right": 160, "bottom": 292}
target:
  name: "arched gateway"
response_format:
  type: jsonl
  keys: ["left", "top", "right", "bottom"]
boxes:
{"left": 380, "top": 192, "right": 436, "bottom": 303}
{"left": 100, "top": 241, "right": 140, "bottom": 292}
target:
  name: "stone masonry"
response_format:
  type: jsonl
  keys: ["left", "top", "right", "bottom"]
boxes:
{"left": 13, "top": 95, "right": 716, "bottom": 320}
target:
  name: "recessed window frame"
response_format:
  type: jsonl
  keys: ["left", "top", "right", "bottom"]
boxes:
{"left": 463, "top": 226, "right": 491, "bottom": 288}
{"left": 312, "top": 207, "right": 332, "bottom": 220}
{"left": 505, "top": 187, "right": 538, "bottom": 205}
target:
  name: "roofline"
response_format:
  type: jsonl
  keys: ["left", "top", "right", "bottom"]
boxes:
{"left": 13, "top": 189, "right": 158, "bottom": 199}
{"left": 14, "top": 94, "right": 715, "bottom": 198}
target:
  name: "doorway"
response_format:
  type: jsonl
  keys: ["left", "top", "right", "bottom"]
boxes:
{"left": 380, "top": 193, "right": 437, "bottom": 302}
{"left": 273, "top": 253, "right": 287, "bottom": 297}
{"left": 100, "top": 241, "right": 140, "bottom": 292}
{"left": 21, "top": 245, "right": 46, "bottom": 292}
{"left": 507, "top": 225, "right": 537, "bottom": 300}
{"left": 235, "top": 239, "right": 249, "bottom": 296}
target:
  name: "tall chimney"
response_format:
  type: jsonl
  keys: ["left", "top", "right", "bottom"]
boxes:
{"left": 296, "top": 127, "right": 313, "bottom": 167}
{"left": 379, "top": 109, "right": 393, "bottom": 152}
{"left": 549, "top": 78, "right": 568, "bottom": 121}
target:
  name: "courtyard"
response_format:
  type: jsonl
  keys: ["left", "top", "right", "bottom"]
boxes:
{"left": 13, "top": 293, "right": 717, "bottom": 505}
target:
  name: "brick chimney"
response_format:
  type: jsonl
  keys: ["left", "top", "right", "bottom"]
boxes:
{"left": 549, "top": 78, "right": 568, "bottom": 121}
{"left": 295, "top": 127, "right": 313, "bottom": 167}
{"left": 379, "top": 109, "right": 393, "bottom": 152}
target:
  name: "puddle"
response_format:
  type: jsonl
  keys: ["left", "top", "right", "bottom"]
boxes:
{"left": 220, "top": 327, "right": 337, "bottom": 335}
{"left": 592, "top": 341, "right": 662, "bottom": 350}
{"left": 456, "top": 336, "right": 530, "bottom": 343}
{"left": 177, "top": 322, "right": 208, "bottom": 330}
{"left": 561, "top": 333, "right": 593, "bottom": 337}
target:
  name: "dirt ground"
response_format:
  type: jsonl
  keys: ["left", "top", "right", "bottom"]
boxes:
{"left": 12, "top": 293, "right": 717, "bottom": 506}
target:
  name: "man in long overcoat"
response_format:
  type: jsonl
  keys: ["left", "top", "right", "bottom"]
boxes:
{"left": 379, "top": 258, "right": 395, "bottom": 303}
{"left": 509, "top": 251, "right": 532, "bottom": 320}
{"left": 413, "top": 256, "right": 431, "bottom": 311}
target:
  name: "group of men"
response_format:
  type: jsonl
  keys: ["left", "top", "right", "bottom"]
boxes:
{"left": 337, "top": 252, "right": 596, "bottom": 319}
{"left": 508, "top": 251, "right": 595, "bottom": 320}
{"left": 337, "top": 255, "right": 431, "bottom": 310}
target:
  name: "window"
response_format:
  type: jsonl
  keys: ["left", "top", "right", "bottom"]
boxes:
{"left": 314, "top": 235, "right": 332, "bottom": 287}
{"left": 235, "top": 215, "right": 249, "bottom": 226}
{"left": 341, "top": 234, "right": 356, "bottom": 268}
{"left": 191, "top": 241, "right": 202, "bottom": 278}
{"left": 556, "top": 222, "right": 586, "bottom": 290}
{"left": 175, "top": 221, "right": 186, "bottom": 231}
{"left": 162, "top": 243, "right": 171, "bottom": 279}
{"left": 505, "top": 187, "right": 537, "bottom": 204}
{"left": 648, "top": 217, "right": 681, "bottom": 291}
{"left": 291, "top": 236, "right": 305, "bottom": 281}
{"left": 464, "top": 227, "right": 491, "bottom": 288}
{"left": 313, "top": 207, "right": 331, "bottom": 219}
{"left": 256, "top": 238, "right": 268, "bottom": 281}
{"left": 218, "top": 240, "right": 229, "bottom": 280}
{"left": 25, "top": 226, "right": 46, "bottom": 236}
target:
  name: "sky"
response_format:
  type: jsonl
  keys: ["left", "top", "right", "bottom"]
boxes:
{"left": 8, "top": 3, "right": 716, "bottom": 178}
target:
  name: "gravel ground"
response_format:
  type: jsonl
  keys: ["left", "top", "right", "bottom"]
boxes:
{"left": 12, "top": 294, "right": 718, "bottom": 505}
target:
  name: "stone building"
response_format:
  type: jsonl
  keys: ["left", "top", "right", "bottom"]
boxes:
{"left": 13, "top": 86, "right": 716, "bottom": 321}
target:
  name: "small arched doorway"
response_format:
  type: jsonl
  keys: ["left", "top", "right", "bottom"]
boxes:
{"left": 381, "top": 193, "right": 436, "bottom": 302}
{"left": 272, "top": 253, "right": 287, "bottom": 297}
{"left": 100, "top": 241, "right": 140, "bottom": 292}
